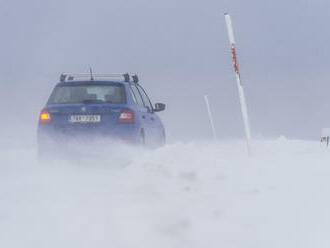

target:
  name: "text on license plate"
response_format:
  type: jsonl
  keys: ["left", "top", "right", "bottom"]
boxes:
{"left": 69, "top": 115, "right": 101, "bottom": 123}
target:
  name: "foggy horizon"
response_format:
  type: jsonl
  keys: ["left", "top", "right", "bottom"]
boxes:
{"left": 1, "top": 0, "right": 330, "bottom": 142}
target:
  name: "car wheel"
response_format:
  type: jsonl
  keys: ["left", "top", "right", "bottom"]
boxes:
{"left": 161, "top": 132, "right": 166, "bottom": 146}
{"left": 138, "top": 130, "right": 145, "bottom": 146}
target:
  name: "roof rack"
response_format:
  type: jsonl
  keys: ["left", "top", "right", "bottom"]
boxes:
{"left": 59, "top": 73, "right": 139, "bottom": 83}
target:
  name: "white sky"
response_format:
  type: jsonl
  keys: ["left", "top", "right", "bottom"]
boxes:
{"left": 1, "top": 0, "right": 329, "bottom": 141}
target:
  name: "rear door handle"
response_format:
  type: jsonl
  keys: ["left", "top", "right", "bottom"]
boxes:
{"left": 142, "top": 115, "right": 146, "bottom": 119}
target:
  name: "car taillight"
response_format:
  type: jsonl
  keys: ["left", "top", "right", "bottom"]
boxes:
{"left": 39, "top": 110, "right": 51, "bottom": 123}
{"left": 118, "top": 109, "right": 134, "bottom": 123}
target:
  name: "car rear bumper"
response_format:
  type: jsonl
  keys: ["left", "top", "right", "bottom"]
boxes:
{"left": 38, "top": 123, "right": 140, "bottom": 146}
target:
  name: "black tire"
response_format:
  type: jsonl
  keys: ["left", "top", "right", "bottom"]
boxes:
{"left": 161, "top": 130, "right": 166, "bottom": 146}
{"left": 138, "top": 130, "right": 145, "bottom": 146}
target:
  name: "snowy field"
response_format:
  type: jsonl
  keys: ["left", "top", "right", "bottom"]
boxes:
{"left": 1, "top": 138, "right": 330, "bottom": 248}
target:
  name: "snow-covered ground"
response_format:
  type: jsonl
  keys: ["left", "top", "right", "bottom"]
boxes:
{"left": 1, "top": 138, "right": 330, "bottom": 248}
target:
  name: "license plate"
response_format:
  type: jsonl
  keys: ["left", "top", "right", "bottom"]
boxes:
{"left": 69, "top": 115, "right": 101, "bottom": 123}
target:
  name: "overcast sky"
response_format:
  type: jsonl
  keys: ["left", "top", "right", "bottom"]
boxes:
{"left": 1, "top": 0, "right": 329, "bottom": 142}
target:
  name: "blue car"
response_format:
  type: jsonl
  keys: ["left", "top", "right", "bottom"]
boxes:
{"left": 38, "top": 73, "right": 166, "bottom": 156}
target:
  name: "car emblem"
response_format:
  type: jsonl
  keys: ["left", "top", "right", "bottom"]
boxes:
{"left": 81, "top": 106, "right": 86, "bottom": 112}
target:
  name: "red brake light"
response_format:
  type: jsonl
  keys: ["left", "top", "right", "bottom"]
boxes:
{"left": 118, "top": 109, "right": 134, "bottom": 123}
{"left": 39, "top": 110, "right": 51, "bottom": 123}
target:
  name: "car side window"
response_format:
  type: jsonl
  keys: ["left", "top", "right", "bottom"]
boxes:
{"left": 130, "top": 85, "right": 144, "bottom": 107}
{"left": 137, "top": 85, "right": 153, "bottom": 111}
{"left": 129, "top": 87, "right": 137, "bottom": 103}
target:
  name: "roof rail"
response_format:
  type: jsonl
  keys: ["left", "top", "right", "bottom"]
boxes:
{"left": 59, "top": 73, "right": 139, "bottom": 83}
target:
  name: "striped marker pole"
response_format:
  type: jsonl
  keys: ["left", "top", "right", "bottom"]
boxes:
{"left": 224, "top": 13, "right": 252, "bottom": 155}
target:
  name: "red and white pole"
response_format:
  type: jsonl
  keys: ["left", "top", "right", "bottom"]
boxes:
{"left": 224, "top": 13, "right": 252, "bottom": 154}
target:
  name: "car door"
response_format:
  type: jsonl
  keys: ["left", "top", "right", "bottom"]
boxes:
{"left": 136, "top": 85, "right": 162, "bottom": 145}
{"left": 130, "top": 84, "right": 152, "bottom": 143}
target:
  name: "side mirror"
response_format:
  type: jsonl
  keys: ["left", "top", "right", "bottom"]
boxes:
{"left": 154, "top": 103, "right": 166, "bottom": 112}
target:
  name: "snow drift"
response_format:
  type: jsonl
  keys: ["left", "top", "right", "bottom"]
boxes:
{"left": 0, "top": 138, "right": 330, "bottom": 248}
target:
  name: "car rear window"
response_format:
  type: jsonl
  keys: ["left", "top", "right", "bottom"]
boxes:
{"left": 48, "top": 84, "right": 126, "bottom": 104}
